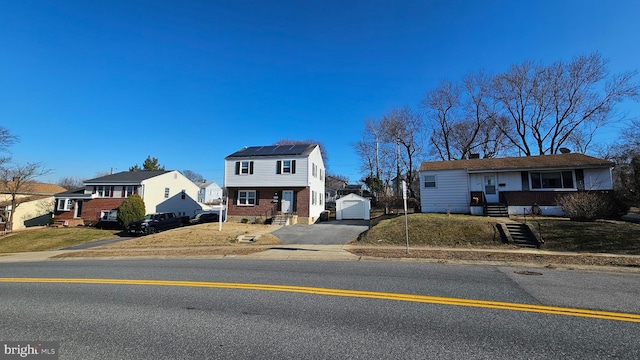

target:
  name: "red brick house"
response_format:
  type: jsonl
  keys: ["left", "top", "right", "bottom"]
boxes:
{"left": 224, "top": 144, "right": 325, "bottom": 224}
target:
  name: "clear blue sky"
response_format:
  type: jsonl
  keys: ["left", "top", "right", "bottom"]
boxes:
{"left": 2, "top": 0, "right": 639, "bottom": 185}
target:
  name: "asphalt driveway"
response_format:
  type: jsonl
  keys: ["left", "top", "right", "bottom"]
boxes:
{"left": 272, "top": 220, "right": 370, "bottom": 245}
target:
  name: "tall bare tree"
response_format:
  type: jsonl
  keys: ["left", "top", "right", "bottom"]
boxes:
{"left": 380, "top": 106, "right": 425, "bottom": 199}
{"left": 0, "top": 162, "right": 52, "bottom": 232}
{"left": 422, "top": 73, "right": 509, "bottom": 160}
{"left": 0, "top": 126, "right": 17, "bottom": 166}
{"left": 182, "top": 170, "right": 205, "bottom": 183}
{"left": 57, "top": 176, "right": 85, "bottom": 190}
{"left": 492, "top": 53, "right": 639, "bottom": 155}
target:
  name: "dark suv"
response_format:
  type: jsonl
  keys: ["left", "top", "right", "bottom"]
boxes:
{"left": 189, "top": 212, "right": 219, "bottom": 224}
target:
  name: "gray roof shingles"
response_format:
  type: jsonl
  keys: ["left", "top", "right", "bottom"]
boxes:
{"left": 84, "top": 170, "right": 171, "bottom": 184}
{"left": 420, "top": 153, "right": 614, "bottom": 172}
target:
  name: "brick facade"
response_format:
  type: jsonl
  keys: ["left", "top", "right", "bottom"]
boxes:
{"left": 81, "top": 198, "right": 125, "bottom": 222}
{"left": 227, "top": 186, "right": 310, "bottom": 219}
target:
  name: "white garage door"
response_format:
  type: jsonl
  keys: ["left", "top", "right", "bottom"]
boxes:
{"left": 341, "top": 200, "right": 365, "bottom": 219}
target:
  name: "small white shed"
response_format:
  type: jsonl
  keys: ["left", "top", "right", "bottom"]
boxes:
{"left": 336, "top": 193, "right": 370, "bottom": 220}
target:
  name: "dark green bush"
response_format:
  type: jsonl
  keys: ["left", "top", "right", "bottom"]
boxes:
{"left": 117, "top": 194, "right": 146, "bottom": 228}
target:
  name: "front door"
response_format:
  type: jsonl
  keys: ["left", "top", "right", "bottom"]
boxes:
{"left": 484, "top": 175, "right": 499, "bottom": 203}
{"left": 281, "top": 191, "right": 294, "bottom": 214}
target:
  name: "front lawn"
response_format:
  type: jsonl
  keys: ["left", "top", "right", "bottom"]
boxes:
{"left": 356, "top": 213, "right": 640, "bottom": 255}
{"left": 0, "top": 227, "right": 120, "bottom": 253}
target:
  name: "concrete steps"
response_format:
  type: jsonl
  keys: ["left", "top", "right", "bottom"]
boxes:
{"left": 486, "top": 203, "right": 509, "bottom": 217}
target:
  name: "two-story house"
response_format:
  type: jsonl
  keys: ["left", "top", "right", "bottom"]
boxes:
{"left": 224, "top": 144, "right": 326, "bottom": 224}
{"left": 196, "top": 181, "right": 223, "bottom": 204}
{"left": 53, "top": 170, "right": 203, "bottom": 225}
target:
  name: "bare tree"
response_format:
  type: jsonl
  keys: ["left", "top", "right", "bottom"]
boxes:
{"left": 380, "top": 106, "right": 425, "bottom": 199}
{"left": 182, "top": 170, "right": 205, "bottom": 183}
{"left": 57, "top": 176, "right": 85, "bottom": 190}
{"left": 492, "top": 53, "right": 639, "bottom": 155}
{"left": 0, "top": 162, "right": 52, "bottom": 232}
{"left": 0, "top": 126, "right": 17, "bottom": 166}
{"left": 422, "top": 73, "right": 509, "bottom": 160}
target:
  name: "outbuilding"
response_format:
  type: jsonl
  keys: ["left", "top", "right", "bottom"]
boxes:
{"left": 335, "top": 193, "right": 370, "bottom": 220}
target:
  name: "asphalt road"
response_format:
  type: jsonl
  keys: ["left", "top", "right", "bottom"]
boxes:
{"left": 1, "top": 260, "right": 639, "bottom": 359}
{"left": 273, "top": 219, "right": 370, "bottom": 244}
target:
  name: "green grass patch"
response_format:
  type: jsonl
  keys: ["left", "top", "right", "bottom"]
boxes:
{"left": 358, "top": 213, "right": 502, "bottom": 247}
{"left": 534, "top": 218, "right": 640, "bottom": 255}
{"left": 0, "top": 227, "right": 120, "bottom": 253}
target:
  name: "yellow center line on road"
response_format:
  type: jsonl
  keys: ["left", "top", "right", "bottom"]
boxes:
{"left": 2, "top": 277, "right": 639, "bottom": 323}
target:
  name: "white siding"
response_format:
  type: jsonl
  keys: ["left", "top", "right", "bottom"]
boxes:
{"left": 583, "top": 168, "right": 613, "bottom": 190}
{"left": 307, "top": 146, "right": 326, "bottom": 220}
{"left": 469, "top": 172, "right": 523, "bottom": 192}
{"left": 224, "top": 157, "right": 310, "bottom": 187}
{"left": 140, "top": 171, "right": 201, "bottom": 216}
{"left": 420, "top": 169, "right": 470, "bottom": 213}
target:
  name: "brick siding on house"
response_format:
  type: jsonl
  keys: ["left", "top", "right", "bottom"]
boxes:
{"left": 81, "top": 198, "right": 125, "bottom": 222}
{"left": 227, "top": 187, "right": 310, "bottom": 218}
{"left": 500, "top": 190, "right": 615, "bottom": 207}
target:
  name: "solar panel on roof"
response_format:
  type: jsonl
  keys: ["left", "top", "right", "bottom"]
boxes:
{"left": 228, "top": 144, "right": 313, "bottom": 157}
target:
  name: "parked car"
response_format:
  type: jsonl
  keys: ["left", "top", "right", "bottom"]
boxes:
{"left": 190, "top": 212, "right": 219, "bottom": 224}
{"left": 127, "top": 212, "right": 189, "bottom": 235}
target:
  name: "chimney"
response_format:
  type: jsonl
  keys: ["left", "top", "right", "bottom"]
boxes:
{"left": 469, "top": 153, "right": 480, "bottom": 159}
{"left": 559, "top": 148, "right": 571, "bottom": 154}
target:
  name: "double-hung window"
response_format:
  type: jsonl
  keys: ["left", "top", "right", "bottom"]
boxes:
{"left": 277, "top": 160, "right": 296, "bottom": 174}
{"left": 57, "top": 199, "right": 73, "bottom": 211}
{"left": 124, "top": 186, "right": 136, "bottom": 197}
{"left": 424, "top": 175, "right": 436, "bottom": 188}
{"left": 164, "top": 187, "right": 170, "bottom": 199}
{"left": 238, "top": 190, "right": 256, "bottom": 205}
{"left": 235, "top": 161, "right": 254, "bottom": 175}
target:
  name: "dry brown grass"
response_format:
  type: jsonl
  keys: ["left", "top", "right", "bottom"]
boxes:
{"left": 102, "top": 222, "right": 281, "bottom": 249}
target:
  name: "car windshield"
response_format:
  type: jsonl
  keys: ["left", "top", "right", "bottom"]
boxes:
{"left": 142, "top": 214, "right": 154, "bottom": 220}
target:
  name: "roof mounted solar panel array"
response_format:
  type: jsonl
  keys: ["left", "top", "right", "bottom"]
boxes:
{"left": 227, "top": 144, "right": 313, "bottom": 158}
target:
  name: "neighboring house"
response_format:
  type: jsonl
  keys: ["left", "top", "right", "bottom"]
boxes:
{"left": 0, "top": 182, "right": 67, "bottom": 231}
{"left": 224, "top": 144, "right": 326, "bottom": 224}
{"left": 53, "top": 170, "right": 203, "bottom": 225}
{"left": 325, "top": 175, "right": 348, "bottom": 203}
{"left": 197, "top": 181, "right": 223, "bottom": 204}
{"left": 419, "top": 153, "right": 614, "bottom": 216}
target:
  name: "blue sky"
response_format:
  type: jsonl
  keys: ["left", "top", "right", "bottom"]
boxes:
{"left": 1, "top": 0, "right": 639, "bottom": 185}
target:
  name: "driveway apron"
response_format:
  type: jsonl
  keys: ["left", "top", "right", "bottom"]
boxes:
{"left": 272, "top": 220, "right": 370, "bottom": 245}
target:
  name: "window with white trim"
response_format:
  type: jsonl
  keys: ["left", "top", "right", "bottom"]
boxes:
{"left": 312, "top": 163, "right": 317, "bottom": 177}
{"left": 57, "top": 199, "right": 73, "bottom": 211}
{"left": 424, "top": 175, "right": 436, "bottom": 188}
{"left": 124, "top": 186, "right": 136, "bottom": 197}
{"left": 238, "top": 190, "right": 256, "bottom": 205}
{"left": 164, "top": 187, "right": 170, "bottom": 199}
{"left": 282, "top": 160, "right": 292, "bottom": 174}
{"left": 241, "top": 161, "right": 251, "bottom": 174}
{"left": 312, "top": 190, "right": 317, "bottom": 205}
{"left": 530, "top": 171, "right": 574, "bottom": 189}
{"left": 97, "top": 186, "right": 111, "bottom": 197}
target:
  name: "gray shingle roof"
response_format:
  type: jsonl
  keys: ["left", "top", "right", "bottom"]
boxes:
{"left": 84, "top": 170, "right": 171, "bottom": 184}
{"left": 420, "top": 153, "right": 614, "bottom": 172}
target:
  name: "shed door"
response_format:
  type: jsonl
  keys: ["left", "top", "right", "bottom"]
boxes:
{"left": 341, "top": 200, "right": 364, "bottom": 219}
